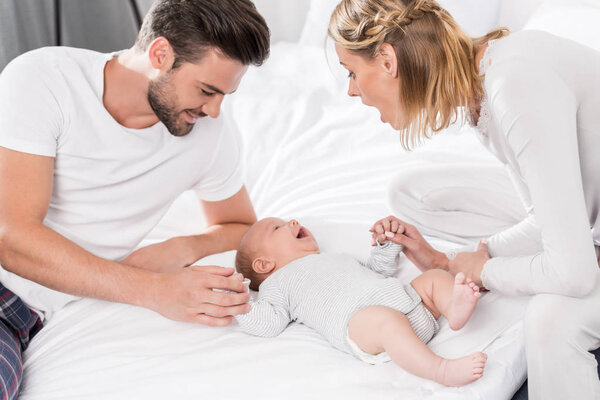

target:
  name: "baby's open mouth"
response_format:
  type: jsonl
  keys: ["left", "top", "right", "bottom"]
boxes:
{"left": 296, "top": 227, "right": 308, "bottom": 239}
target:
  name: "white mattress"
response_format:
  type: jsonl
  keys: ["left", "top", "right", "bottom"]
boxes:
{"left": 20, "top": 43, "right": 529, "bottom": 400}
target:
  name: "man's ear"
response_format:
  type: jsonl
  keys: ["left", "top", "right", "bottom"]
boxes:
{"left": 147, "top": 36, "right": 175, "bottom": 72}
{"left": 252, "top": 257, "right": 276, "bottom": 274}
{"left": 378, "top": 43, "right": 398, "bottom": 78}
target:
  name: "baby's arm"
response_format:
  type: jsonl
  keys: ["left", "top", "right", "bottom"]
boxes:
{"left": 363, "top": 216, "right": 405, "bottom": 277}
{"left": 234, "top": 284, "right": 291, "bottom": 337}
{"left": 363, "top": 241, "right": 404, "bottom": 277}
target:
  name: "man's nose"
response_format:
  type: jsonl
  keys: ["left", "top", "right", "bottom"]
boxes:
{"left": 202, "top": 95, "right": 224, "bottom": 118}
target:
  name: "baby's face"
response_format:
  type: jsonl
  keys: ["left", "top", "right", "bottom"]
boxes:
{"left": 248, "top": 217, "right": 319, "bottom": 267}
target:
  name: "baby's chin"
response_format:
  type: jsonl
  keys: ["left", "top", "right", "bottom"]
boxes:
{"left": 281, "top": 248, "right": 320, "bottom": 266}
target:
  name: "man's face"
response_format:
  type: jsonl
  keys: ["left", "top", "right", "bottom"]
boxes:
{"left": 148, "top": 48, "right": 248, "bottom": 136}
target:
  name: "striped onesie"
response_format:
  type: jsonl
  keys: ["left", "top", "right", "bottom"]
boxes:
{"left": 235, "top": 242, "right": 439, "bottom": 363}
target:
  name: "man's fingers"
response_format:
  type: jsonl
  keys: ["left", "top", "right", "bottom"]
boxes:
{"left": 194, "top": 303, "right": 251, "bottom": 318}
{"left": 375, "top": 224, "right": 384, "bottom": 235}
{"left": 391, "top": 220, "right": 399, "bottom": 233}
{"left": 206, "top": 290, "right": 250, "bottom": 307}
{"left": 190, "top": 265, "right": 235, "bottom": 276}
{"left": 191, "top": 314, "right": 234, "bottom": 327}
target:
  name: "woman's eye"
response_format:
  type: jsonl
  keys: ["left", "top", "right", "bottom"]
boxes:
{"left": 202, "top": 90, "right": 216, "bottom": 97}
{"left": 347, "top": 71, "right": 356, "bottom": 79}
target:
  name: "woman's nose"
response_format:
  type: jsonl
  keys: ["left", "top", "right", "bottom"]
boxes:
{"left": 348, "top": 79, "right": 359, "bottom": 97}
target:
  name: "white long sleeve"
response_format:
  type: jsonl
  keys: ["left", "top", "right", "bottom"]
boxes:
{"left": 234, "top": 284, "right": 291, "bottom": 337}
{"left": 475, "top": 31, "right": 600, "bottom": 296}
{"left": 486, "top": 215, "right": 542, "bottom": 258}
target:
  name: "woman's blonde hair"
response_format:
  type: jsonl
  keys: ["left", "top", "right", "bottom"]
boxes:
{"left": 328, "top": 0, "right": 508, "bottom": 149}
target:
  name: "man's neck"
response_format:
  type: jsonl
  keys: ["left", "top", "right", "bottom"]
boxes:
{"left": 103, "top": 48, "right": 160, "bottom": 129}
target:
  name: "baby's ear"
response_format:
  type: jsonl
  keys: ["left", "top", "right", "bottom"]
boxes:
{"left": 252, "top": 257, "right": 275, "bottom": 274}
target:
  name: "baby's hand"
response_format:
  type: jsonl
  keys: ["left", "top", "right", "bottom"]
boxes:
{"left": 369, "top": 216, "right": 405, "bottom": 245}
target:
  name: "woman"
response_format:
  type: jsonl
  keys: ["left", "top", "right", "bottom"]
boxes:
{"left": 328, "top": 0, "right": 600, "bottom": 399}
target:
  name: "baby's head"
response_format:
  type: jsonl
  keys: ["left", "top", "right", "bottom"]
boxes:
{"left": 235, "top": 217, "right": 320, "bottom": 290}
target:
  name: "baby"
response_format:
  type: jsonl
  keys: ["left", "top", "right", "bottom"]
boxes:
{"left": 234, "top": 217, "right": 487, "bottom": 387}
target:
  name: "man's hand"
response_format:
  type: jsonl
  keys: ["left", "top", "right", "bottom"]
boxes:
{"left": 146, "top": 265, "right": 251, "bottom": 326}
{"left": 370, "top": 215, "right": 405, "bottom": 245}
{"left": 372, "top": 216, "right": 449, "bottom": 273}
{"left": 123, "top": 237, "right": 199, "bottom": 273}
{"left": 448, "top": 240, "right": 490, "bottom": 287}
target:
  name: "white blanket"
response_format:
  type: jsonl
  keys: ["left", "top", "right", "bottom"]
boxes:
{"left": 20, "top": 43, "right": 529, "bottom": 400}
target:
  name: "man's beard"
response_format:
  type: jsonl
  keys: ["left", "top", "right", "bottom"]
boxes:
{"left": 147, "top": 73, "right": 201, "bottom": 137}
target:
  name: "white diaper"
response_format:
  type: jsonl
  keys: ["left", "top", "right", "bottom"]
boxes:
{"left": 346, "top": 291, "right": 440, "bottom": 365}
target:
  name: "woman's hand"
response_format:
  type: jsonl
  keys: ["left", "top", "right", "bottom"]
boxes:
{"left": 448, "top": 240, "right": 490, "bottom": 287}
{"left": 371, "top": 216, "right": 449, "bottom": 272}
{"left": 370, "top": 215, "right": 405, "bottom": 245}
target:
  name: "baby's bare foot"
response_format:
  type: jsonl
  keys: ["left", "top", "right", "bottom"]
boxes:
{"left": 435, "top": 352, "right": 487, "bottom": 387}
{"left": 447, "top": 272, "right": 481, "bottom": 330}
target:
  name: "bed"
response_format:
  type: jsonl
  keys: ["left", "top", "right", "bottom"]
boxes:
{"left": 18, "top": 1, "right": 600, "bottom": 399}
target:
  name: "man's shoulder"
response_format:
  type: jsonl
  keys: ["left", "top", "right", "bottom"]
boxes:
{"left": 2, "top": 46, "right": 110, "bottom": 88}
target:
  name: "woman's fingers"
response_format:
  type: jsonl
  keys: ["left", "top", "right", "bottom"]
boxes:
{"left": 477, "top": 239, "right": 489, "bottom": 254}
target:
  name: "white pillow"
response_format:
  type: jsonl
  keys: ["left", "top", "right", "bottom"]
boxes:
{"left": 298, "top": 0, "right": 340, "bottom": 48}
{"left": 523, "top": 1, "right": 600, "bottom": 51}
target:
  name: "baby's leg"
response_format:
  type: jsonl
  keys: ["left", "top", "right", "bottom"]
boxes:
{"left": 348, "top": 306, "right": 487, "bottom": 386}
{"left": 411, "top": 269, "right": 480, "bottom": 330}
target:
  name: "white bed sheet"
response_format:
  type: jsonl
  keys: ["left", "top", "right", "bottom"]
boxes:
{"left": 20, "top": 43, "right": 529, "bottom": 400}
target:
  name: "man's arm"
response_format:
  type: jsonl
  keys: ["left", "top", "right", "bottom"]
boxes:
{"left": 0, "top": 147, "right": 250, "bottom": 325}
{"left": 123, "top": 186, "right": 257, "bottom": 272}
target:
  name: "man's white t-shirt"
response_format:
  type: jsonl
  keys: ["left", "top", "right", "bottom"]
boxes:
{"left": 0, "top": 47, "right": 244, "bottom": 320}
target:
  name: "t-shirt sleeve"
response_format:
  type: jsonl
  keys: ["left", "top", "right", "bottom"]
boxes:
{"left": 0, "top": 51, "right": 64, "bottom": 157}
{"left": 480, "top": 59, "right": 598, "bottom": 297}
{"left": 192, "top": 115, "right": 244, "bottom": 202}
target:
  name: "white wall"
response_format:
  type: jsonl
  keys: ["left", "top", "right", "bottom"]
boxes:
{"left": 252, "top": 0, "right": 310, "bottom": 43}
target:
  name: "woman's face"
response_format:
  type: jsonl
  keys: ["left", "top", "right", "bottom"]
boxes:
{"left": 335, "top": 44, "right": 403, "bottom": 129}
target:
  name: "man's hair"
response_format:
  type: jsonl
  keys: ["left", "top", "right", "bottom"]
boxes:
{"left": 135, "top": 0, "right": 270, "bottom": 68}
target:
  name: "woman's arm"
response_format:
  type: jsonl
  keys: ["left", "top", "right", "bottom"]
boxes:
{"left": 477, "top": 60, "right": 598, "bottom": 297}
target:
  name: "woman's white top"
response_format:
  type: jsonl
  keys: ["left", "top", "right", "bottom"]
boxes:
{"left": 475, "top": 30, "right": 600, "bottom": 296}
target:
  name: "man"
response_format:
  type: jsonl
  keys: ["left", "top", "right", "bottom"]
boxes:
{"left": 0, "top": 0, "right": 270, "bottom": 398}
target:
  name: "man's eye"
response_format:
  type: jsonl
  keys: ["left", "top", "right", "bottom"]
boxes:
{"left": 202, "top": 90, "right": 216, "bottom": 97}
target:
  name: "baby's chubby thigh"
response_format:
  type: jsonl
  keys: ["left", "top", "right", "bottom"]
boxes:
{"left": 348, "top": 306, "right": 413, "bottom": 355}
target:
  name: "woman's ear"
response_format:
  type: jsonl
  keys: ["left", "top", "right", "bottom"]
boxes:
{"left": 378, "top": 43, "right": 398, "bottom": 78}
{"left": 147, "top": 36, "right": 175, "bottom": 72}
{"left": 252, "top": 257, "right": 276, "bottom": 274}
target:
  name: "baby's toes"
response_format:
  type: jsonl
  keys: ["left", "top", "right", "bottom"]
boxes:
{"left": 454, "top": 272, "right": 466, "bottom": 284}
